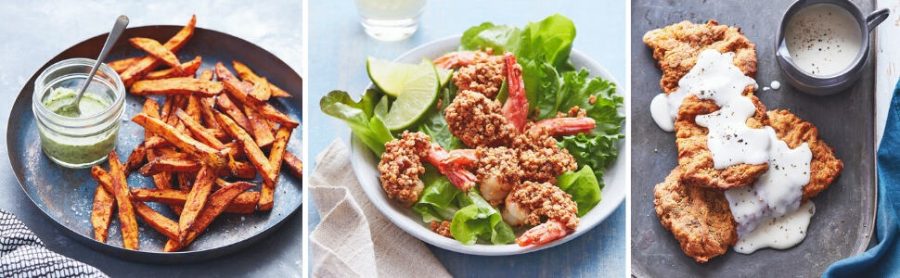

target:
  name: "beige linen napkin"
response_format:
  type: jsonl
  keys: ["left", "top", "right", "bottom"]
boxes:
{"left": 310, "top": 140, "right": 452, "bottom": 278}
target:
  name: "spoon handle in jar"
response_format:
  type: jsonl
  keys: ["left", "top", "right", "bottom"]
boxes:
{"left": 74, "top": 15, "right": 129, "bottom": 104}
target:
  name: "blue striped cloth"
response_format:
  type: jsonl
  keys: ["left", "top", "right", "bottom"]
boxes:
{"left": 823, "top": 80, "right": 900, "bottom": 277}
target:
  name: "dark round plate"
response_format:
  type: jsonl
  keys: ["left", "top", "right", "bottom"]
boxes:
{"left": 7, "top": 25, "right": 303, "bottom": 263}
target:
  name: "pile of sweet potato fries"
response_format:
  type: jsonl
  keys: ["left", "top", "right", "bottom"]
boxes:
{"left": 90, "top": 15, "right": 302, "bottom": 251}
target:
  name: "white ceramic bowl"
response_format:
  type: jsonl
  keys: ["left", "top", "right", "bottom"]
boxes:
{"left": 350, "top": 36, "right": 628, "bottom": 256}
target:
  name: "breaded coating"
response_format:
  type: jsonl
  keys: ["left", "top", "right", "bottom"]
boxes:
{"left": 475, "top": 147, "right": 522, "bottom": 186}
{"left": 445, "top": 90, "right": 516, "bottom": 147}
{"left": 430, "top": 220, "right": 453, "bottom": 238}
{"left": 675, "top": 94, "right": 770, "bottom": 190}
{"left": 507, "top": 181, "right": 579, "bottom": 230}
{"left": 766, "top": 110, "right": 843, "bottom": 200}
{"left": 643, "top": 20, "right": 758, "bottom": 93}
{"left": 513, "top": 126, "right": 577, "bottom": 184}
{"left": 378, "top": 131, "right": 431, "bottom": 206}
{"left": 453, "top": 51, "right": 505, "bottom": 99}
{"left": 475, "top": 146, "right": 522, "bottom": 206}
{"left": 654, "top": 167, "right": 737, "bottom": 264}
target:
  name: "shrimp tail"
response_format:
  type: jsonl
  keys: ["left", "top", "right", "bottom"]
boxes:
{"left": 515, "top": 219, "right": 572, "bottom": 247}
{"left": 501, "top": 53, "right": 529, "bottom": 132}
{"left": 434, "top": 51, "right": 477, "bottom": 69}
{"left": 426, "top": 144, "right": 476, "bottom": 191}
{"left": 446, "top": 149, "right": 478, "bottom": 168}
{"left": 533, "top": 117, "right": 597, "bottom": 137}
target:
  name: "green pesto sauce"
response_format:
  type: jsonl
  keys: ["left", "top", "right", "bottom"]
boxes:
{"left": 42, "top": 88, "right": 110, "bottom": 118}
{"left": 39, "top": 88, "right": 117, "bottom": 166}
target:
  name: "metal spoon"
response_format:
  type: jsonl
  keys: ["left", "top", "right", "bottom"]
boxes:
{"left": 61, "top": 15, "right": 129, "bottom": 116}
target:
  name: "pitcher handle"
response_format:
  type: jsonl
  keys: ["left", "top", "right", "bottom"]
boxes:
{"left": 867, "top": 8, "right": 890, "bottom": 32}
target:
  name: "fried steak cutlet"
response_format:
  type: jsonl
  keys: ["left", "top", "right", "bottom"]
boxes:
{"left": 674, "top": 94, "right": 770, "bottom": 190}
{"left": 655, "top": 110, "right": 843, "bottom": 263}
{"left": 644, "top": 20, "right": 766, "bottom": 190}
{"left": 654, "top": 167, "right": 737, "bottom": 263}
{"left": 765, "top": 110, "right": 843, "bottom": 200}
{"left": 642, "top": 20, "right": 758, "bottom": 93}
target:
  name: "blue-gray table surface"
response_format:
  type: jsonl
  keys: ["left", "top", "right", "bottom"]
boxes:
{"left": 308, "top": 0, "right": 626, "bottom": 276}
{"left": 0, "top": 1, "right": 303, "bottom": 277}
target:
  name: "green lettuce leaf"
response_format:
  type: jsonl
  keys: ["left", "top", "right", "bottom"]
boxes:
{"left": 320, "top": 89, "right": 394, "bottom": 155}
{"left": 450, "top": 189, "right": 516, "bottom": 245}
{"left": 460, "top": 14, "right": 575, "bottom": 71}
{"left": 412, "top": 167, "right": 463, "bottom": 223}
{"left": 557, "top": 166, "right": 603, "bottom": 217}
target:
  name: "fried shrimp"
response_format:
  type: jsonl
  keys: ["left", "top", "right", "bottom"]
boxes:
{"left": 378, "top": 131, "right": 431, "bottom": 206}
{"left": 444, "top": 90, "right": 516, "bottom": 147}
{"left": 502, "top": 181, "right": 579, "bottom": 247}
{"left": 453, "top": 52, "right": 505, "bottom": 99}
{"left": 470, "top": 147, "right": 523, "bottom": 206}
{"left": 513, "top": 125, "right": 578, "bottom": 184}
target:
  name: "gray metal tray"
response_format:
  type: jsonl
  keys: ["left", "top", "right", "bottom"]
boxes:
{"left": 631, "top": 0, "right": 877, "bottom": 276}
{"left": 7, "top": 26, "right": 304, "bottom": 263}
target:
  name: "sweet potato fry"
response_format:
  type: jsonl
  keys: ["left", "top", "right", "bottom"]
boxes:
{"left": 132, "top": 113, "right": 227, "bottom": 171}
{"left": 160, "top": 97, "right": 174, "bottom": 123}
{"left": 133, "top": 202, "right": 179, "bottom": 240}
{"left": 215, "top": 93, "right": 252, "bottom": 132}
{"left": 232, "top": 60, "right": 291, "bottom": 98}
{"left": 283, "top": 152, "right": 303, "bottom": 179}
{"left": 259, "top": 126, "right": 292, "bottom": 210}
{"left": 91, "top": 185, "right": 114, "bottom": 243}
{"left": 129, "top": 37, "right": 183, "bottom": 72}
{"left": 186, "top": 95, "right": 202, "bottom": 122}
{"left": 199, "top": 96, "right": 221, "bottom": 129}
{"left": 216, "top": 63, "right": 299, "bottom": 128}
{"left": 229, "top": 156, "right": 257, "bottom": 179}
{"left": 249, "top": 77, "right": 271, "bottom": 103}
{"left": 242, "top": 105, "right": 275, "bottom": 148}
{"left": 121, "top": 15, "right": 196, "bottom": 86}
{"left": 145, "top": 56, "right": 202, "bottom": 80}
{"left": 139, "top": 156, "right": 201, "bottom": 176}
{"left": 215, "top": 111, "right": 275, "bottom": 185}
{"left": 108, "top": 151, "right": 139, "bottom": 250}
{"left": 165, "top": 181, "right": 253, "bottom": 252}
{"left": 175, "top": 109, "right": 224, "bottom": 149}
{"left": 125, "top": 143, "right": 148, "bottom": 174}
{"left": 131, "top": 188, "right": 258, "bottom": 214}
{"left": 108, "top": 57, "right": 141, "bottom": 73}
{"left": 198, "top": 69, "right": 214, "bottom": 81}
{"left": 90, "top": 165, "right": 115, "bottom": 193}
{"left": 131, "top": 78, "right": 224, "bottom": 97}
{"left": 178, "top": 166, "right": 216, "bottom": 243}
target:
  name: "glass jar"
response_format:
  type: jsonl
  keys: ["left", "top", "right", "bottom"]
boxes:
{"left": 32, "top": 58, "right": 125, "bottom": 168}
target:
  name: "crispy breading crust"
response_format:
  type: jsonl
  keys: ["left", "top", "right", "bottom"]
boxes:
{"left": 430, "top": 220, "right": 453, "bottom": 238}
{"left": 675, "top": 93, "right": 770, "bottom": 190}
{"left": 766, "top": 110, "right": 843, "bottom": 200}
{"left": 475, "top": 146, "right": 522, "bottom": 206}
{"left": 643, "top": 20, "right": 758, "bottom": 93}
{"left": 378, "top": 131, "right": 430, "bottom": 206}
{"left": 444, "top": 90, "right": 516, "bottom": 147}
{"left": 654, "top": 167, "right": 737, "bottom": 264}
{"left": 512, "top": 126, "right": 577, "bottom": 184}
{"left": 507, "top": 181, "right": 579, "bottom": 229}
{"left": 453, "top": 51, "right": 505, "bottom": 99}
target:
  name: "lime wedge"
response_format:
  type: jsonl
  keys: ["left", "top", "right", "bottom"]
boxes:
{"left": 367, "top": 57, "right": 434, "bottom": 97}
{"left": 436, "top": 67, "right": 453, "bottom": 89}
{"left": 378, "top": 59, "right": 440, "bottom": 131}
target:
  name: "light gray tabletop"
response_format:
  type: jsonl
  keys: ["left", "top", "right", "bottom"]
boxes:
{"left": 0, "top": 1, "right": 303, "bottom": 277}
{"left": 308, "top": 0, "right": 626, "bottom": 276}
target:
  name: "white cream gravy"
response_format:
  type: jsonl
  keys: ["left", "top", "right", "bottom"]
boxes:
{"left": 785, "top": 4, "right": 862, "bottom": 76}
